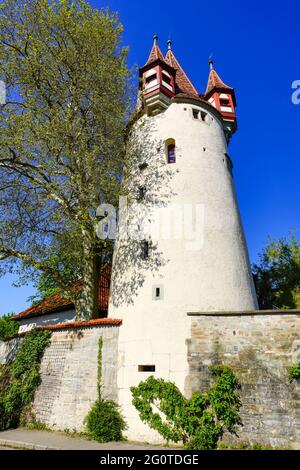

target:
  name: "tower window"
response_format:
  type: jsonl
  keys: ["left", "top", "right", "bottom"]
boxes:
{"left": 137, "top": 186, "right": 145, "bottom": 202}
{"left": 138, "top": 365, "right": 155, "bottom": 372}
{"left": 139, "top": 162, "right": 148, "bottom": 171}
{"left": 162, "top": 73, "right": 171, "bottom": 86}
{"left": 220, "top": 99, "right": 230, "bottom": 107}
{"left": 152, "top": 284, "right": 163, "bottom": 300}
{"left": 165, "top": 138, "right": 176, "bottom": 164}
{"left": 192, "top": 109, "right": 200, "bottom": 119}
{"left": 145, "top": 73, "right": 156, "bottom": 84}
{"left": 167, "top": 143, "right": 175, "bottom": 163}
{"left": 141, "top": 240, "right": 149, "bottom": 259}
{"left": 200, "top": 111, "right": 207, "bottom": 122}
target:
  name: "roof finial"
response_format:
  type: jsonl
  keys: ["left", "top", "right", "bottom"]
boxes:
{"left": 167, "top": 38, "right": 172, "bottom": 50}
{"left": 153, "top": 34, "right": 158, "bottom": 45}
{"left": 208, "top": 53, "right": 214, "bottom": 70}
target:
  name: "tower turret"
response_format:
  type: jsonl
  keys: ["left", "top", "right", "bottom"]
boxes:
{"left": 139, "top": 35, "right": 176, "bottom": 115}
{"left": 204, "top": 60, "right": 237, "bottom": 138}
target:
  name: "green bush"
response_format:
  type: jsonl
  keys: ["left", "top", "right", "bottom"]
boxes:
{"left": 288, "top": 362, "right": 300, "bottom": 382}
{"left": 0, "top": 329, "right": 51, "bottom": 430}
{"left": 85, "top": 398, "right": 126, "bottom": 443}
{"left": 0, "top": 314, "right": 18, "bottom": 341}
{"left": 131, "top": 365, "right": 242, "bottom": 450}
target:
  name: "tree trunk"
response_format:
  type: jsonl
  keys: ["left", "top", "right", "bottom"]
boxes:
{"left": 75, "top": 234, "right": 100, "bottom": 320}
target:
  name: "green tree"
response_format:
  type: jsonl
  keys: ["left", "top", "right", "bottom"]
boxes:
{"left": 0, "top": 0, "right": 133, "bottom": 319}
{"left": 253, "top": 234, "right": 300, "bottom": 309}
{"left": 0, "top": 314, "right": 18, "bottom": 341}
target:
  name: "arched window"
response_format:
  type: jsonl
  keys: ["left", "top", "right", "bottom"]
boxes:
{"left": 166, "top": 138, "right": 176, "bottom": 164}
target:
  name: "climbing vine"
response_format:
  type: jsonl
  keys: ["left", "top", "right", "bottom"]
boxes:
{"left": 85, "top": 335, "right": 126, "bottom": 442}
{"left": 131, "top": 365, "right": 242, "bottom": 450}
{"left": 0, "top": 329, "right": 51, "bottom": 430}
{"left": 288, "top": 362, "right": 300, "bottom": 382}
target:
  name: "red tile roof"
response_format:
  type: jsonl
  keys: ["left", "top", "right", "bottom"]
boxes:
{"left": 165, "top": 49, "right": 198, "bottom": 97}
{"left": 205, "top": 68, "right": 233, "bottom": 96}
{"left": 14, "top": 265, "right": 111, "bottom": 321}
{"left": 144, "top": 43, "right": 165, "bottom": 66}
{"left": 38, "top": 318, "right": 122, "bottom": 331}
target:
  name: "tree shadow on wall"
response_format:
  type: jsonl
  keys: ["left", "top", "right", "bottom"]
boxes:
{"left": 110, "top": 116, "right": 178, "bottom": 308}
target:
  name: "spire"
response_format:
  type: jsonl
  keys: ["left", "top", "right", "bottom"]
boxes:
{"left": 205, "top": 63, "right": 233, "bottom": 96}
{"left": 165, "top": 47, "right": 198, "bottom": 97}
{"left": 144, "top": 34, "right": 165, "bottom": 66}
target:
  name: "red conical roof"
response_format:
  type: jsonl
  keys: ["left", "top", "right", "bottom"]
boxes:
{"left": 144, "top": 35, "right": 165, "bottom": 66}
{"left": 205, "top": 66, "right": 233, "bottom": 95}
{"left": 165, "top": 48, "right": 198, "bottom": 97}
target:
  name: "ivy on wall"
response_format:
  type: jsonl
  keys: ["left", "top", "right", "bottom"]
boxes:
{"left": 131, "top": 365, "right": 242, "bottom": 450}
{"left": 288, "top": 362, "right": 300, "bottom": 382}
{"left": 0, "top": 329, "right": 51, "bottom": 430}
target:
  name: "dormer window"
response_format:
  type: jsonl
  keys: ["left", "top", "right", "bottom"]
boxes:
{"left": 162, "top": 73, "right": 171, "bottom": 85}
{"left": 146, "top": 73, "right": 157, "bottom": 85}
{"left": 166, "top": 138, "right": 176, "bottom": 164}
{"left": 220, "top": 99, "right": 230, "bottom": 107}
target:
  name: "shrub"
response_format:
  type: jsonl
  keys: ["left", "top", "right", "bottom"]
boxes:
{"left": 0, "top": 329, "right": 51, "bottom": 430}
{"left": 131, "top": 365, "right": 242, "bottom": 450}
{"left": 0, "top": 314, "right": 18, "bottom": 341}
{"left": 288, "top": 362, "right": 300, "bottom": 382}
{"left": 85, "top": 398, "right": 126, "bottom": 443}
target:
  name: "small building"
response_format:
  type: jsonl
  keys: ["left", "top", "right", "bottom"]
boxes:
{"left": 13, "top": 265, "right": 111, "bottom": 333}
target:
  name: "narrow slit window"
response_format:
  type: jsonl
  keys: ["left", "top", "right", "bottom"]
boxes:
{"left": 137, "top": 187, "right": 145, "bottom": 202}
{"left": 141, "top": 240, "right": 149, "bottom": 259}
{"left": 155, "top": 287, "right": 160, "bottom": 298}
{"left": 138, "top": 365, "right": 155, "bottom": 372}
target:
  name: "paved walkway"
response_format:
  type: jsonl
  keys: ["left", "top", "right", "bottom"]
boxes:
{"left": 0, "top": 429, "right": 171, "bottom": 450}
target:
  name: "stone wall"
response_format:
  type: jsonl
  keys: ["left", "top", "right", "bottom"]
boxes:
{"left": 32, "top": 324, "right": 119, "bottom": 431}
{"left": 0, "top": 337, "right": 22, "bottom": 365}
{"left": 186, "top": 311, "right": 300, "bottom": 449}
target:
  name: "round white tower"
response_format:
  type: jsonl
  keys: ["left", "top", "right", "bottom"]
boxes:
{"left": 108, "top": 37, "right": 258, "bottom": 442}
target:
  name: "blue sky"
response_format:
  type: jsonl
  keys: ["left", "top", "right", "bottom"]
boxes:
{"left": 0, "top": 0, "right": 299, "bottom": 315}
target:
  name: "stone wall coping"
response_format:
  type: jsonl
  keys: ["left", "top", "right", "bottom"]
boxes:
{"left": 187, "top": 309, "right": 300, "bottom": 317}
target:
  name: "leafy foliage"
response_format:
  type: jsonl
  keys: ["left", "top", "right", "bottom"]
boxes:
{"left": 0, "top": 329, "right": 51, "bottom": 430}
{"left": 85, "top": 335, "right": 126, "bottom": 442}
{"left": 288, "top": 363, "right": 300, "bottom": 382}
{"left": 253, "top": 234, "right": 300, "bottom": 309}
{"left": 0, "top": 0, "right": 133, "bottom": 319}
{"left": 0, "top": 314, "right": 19, "bottom": 341}
{"left": 85, "top": 398, "right": 126, "bottom": 443}
{"left": 131, "top": 366, "right": 242, "bottom": 450}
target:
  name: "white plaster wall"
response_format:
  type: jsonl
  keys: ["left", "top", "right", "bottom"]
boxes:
{"left": 18, "top": 309, "right": 76, "bottom": 333}
{"left": 109, "top": 100, "right": 258, "bottom": 442}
